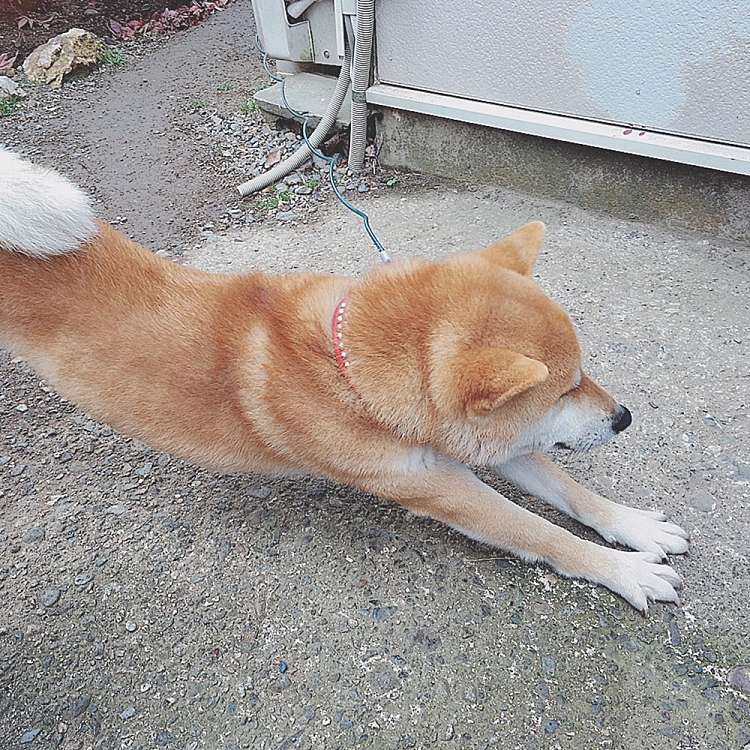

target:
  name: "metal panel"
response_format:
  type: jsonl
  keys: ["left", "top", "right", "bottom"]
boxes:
{"left": 367, "top": 84, "right": 750, "bottom": 176}
{"left": 374, "top": 0, "right": 750, "bottom": 147}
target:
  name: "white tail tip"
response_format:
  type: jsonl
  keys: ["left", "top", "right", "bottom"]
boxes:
{"left": 0, "top": 148, "right": 97, "bottom": 258}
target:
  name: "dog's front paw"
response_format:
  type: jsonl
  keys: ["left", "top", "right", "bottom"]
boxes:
{"left": 598, "top": 505, "right": 690, "bottom": 559}
{"left": 600, "top": 549, "right": 682, "bottom": 613}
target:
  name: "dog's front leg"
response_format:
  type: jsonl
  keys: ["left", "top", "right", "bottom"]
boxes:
{"left": 358, "top": 455, "right": 681, "bottom": 612}
{"left": 494, "top": 453, "right": 689, "bottom": 560}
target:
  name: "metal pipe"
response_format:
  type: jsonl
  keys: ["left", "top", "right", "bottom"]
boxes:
{"left": 236, "top": 40, "right": 353, "bottom": 197}
{"left": 347, "top": 0, "right": 375, "bottom": 172}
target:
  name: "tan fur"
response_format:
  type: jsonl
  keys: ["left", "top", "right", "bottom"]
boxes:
{"left": 0, "top": 219, "right": 689, "bottom": 611}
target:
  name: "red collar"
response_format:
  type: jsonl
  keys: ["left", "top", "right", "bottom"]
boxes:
{"left": 331, "top": 297, "right": 361, "bottom": 398}
{"left": 332, "top": 297, "right": 356, "bottom": 388}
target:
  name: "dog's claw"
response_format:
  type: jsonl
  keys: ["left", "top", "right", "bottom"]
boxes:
{"left": 602, "top": 549, "right": 683, "bottom": 612}
{"left": 598, "top": 505, "right": 690, "bottom": 558}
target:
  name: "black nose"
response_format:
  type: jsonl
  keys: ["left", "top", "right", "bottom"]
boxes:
{"left": 612, "top": 405, "right": 632, "bottom": 434}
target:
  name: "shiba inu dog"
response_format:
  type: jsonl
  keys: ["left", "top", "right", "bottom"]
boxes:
{"left": 0, "top": 150, "right": 688, "bottom": 611}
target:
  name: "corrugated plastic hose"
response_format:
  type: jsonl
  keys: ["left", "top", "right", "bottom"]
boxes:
{"left": 236, "top": 41, "right": 353, "bottom": 196}
{"left": 347, "top": 0, "right": 375, "bottom": 172}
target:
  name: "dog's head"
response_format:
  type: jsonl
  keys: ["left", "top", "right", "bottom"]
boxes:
{"left": 427, "top": 221, "right": 631, "bottom": 463}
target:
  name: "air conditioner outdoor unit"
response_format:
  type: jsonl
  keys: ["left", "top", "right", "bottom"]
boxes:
{"left": 251, "top": 0, "right": 354, "bottom": 67}
{"left": 250, "top": 0, "right": 750, "bottom": 178}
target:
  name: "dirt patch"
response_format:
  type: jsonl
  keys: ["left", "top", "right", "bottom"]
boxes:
{"left": 2, "top": 0, "right": 265, "bottom": 254}
{"left": 0, "top": 1, "right": 225, "bottom": 61}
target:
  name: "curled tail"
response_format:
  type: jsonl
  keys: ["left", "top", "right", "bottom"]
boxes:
{"left": 0, "top": 149, "right": 97, "bottom": 258}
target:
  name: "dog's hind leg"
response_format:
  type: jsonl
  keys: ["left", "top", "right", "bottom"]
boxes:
{"left": 494, "top": 453, "right": 689, "bottom": 560}
{"left": 358, "top": 455, "right": 681, "bottom": 612}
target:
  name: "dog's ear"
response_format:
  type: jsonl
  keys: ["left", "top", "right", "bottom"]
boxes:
{"left": 480, "top": 221, "right": 545, "bottom": 276}
{"left": 455, "top": 347, "right": 549, "bottom": 417}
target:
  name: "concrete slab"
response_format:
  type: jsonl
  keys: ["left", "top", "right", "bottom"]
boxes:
{"left": 377, "top": 107, "right": 750, "bottom": 244}
{"left": 254, "top": 72, "right": 352, "bottom": 129}
{"left": 180, "top": 183, "right": 750, "bottom": 747}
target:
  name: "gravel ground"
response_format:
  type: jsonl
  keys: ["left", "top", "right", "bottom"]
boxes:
{"left": 1, "top": 1, "right": 750, "bottom": 748}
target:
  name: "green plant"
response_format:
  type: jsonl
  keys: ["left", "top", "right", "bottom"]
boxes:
{"left": 0, "top": 96, "right": 20, "bottom": 117}
{"left": 217, "top": 81, "right": 233, "bottom": 92}
{"left": 303, "top": 177, "right": 320, "bottom": 191}
{"left": 260, "top": 190, "right": 292, "bottom": 210}
{"left": 240, "top": 98, "right": 258, "bottom": 115}
{"left": 189, "top": 98, "right": 207, "bottom": 112}
{"left": 101, "top": 46, "right": 125, "bottom": 66}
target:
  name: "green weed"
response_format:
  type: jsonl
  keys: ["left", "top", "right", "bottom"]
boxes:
{"left": 260, "top": 191, "right": 292, "bottom": 210}
{"left": 0, "top": 96, "right": 20, "bottom": 117}
{"left": 101, "top": 47, "right": 125, "bottom": 66}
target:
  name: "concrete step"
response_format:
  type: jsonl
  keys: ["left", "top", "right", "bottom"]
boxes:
{"left": 253, "top": 72, "right": 351, "bottom": 130}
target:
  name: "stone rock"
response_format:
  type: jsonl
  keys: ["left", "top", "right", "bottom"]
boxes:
{"left": 40, "top": 588, "right": 61, "bottom": 607}
{"left": 0, "top": 75, "right": 26, "bottom": 99}
{"left": 685, "top": 488, "right": 716, "bottom": 512}
{"left": 728, "top": 664, "right": 750, "bottom": 696}
{"left": 20, "top": 728, "right": 41, "bottom": 744}
{"left": 23, "top": 29, "right": 103, "bottom": 89}
{"left": 23, "top": 526, "right": 45, "bottom": 543}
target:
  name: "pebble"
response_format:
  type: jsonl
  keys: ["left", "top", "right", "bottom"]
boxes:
{"left": 106, "top": 503, "right": 127, "bottom": 515}
{"left": 10, "top": 463, "right": 27, "bottom": 477}
{"left": 74, "top": 573, "right": 92, "bottom": 586}
{"left": 275, "top": 211, "right": 299, "bottom": 222}
{"left": 125, "top": 621, "right": 138, "bottom": 633}
{"left": 40, "top": 588, "right": 61, "bottom": 607}
{"left": 370, "top": 606, "right": 396, "bottom": 623}
{"left": 541, "top": 655, "right": 556, "bottom": 676}
{"left": 294, "top": 185, "right": 313, "bottom": 195}
{"left": 247, "top": 484, "right": 272, "bottom": 500}
{"left": 119, "top": 706, "right": 136, "bottom": 720}
{"left": 543, "top": 719, "right": 560, "bottom": 735}
{"left": 728, "top": 665, "right": 750, "bottom": 696}
{"left": 685, "top": 488, "right": 716, "bottom": 511}
{"left": 668, "top": 619, "right": 681, "bottom": 646}
{"left": 15, "top": 403, "right": 28, "bottom": 412}
{"left": 23, "top": 526, "right": 45, "bottom": 543}
{"left": 284, "top": 173, "right": 302, "bottom": 185}
{"left": 357, "top": 183, "right": 370, "bottom": 193}
{"left": 135, "top": 462, "right": 153, "bottom": 477}
{"left": 155, "top": 730, "right": 174, "bottom": 746}
{"left": 20, "top": 728, "right": 41, "bottom": 744}
{"left": 278, "top": 660, "right": 288, "bottom": 673}
{"left": 69, "top": 694, "right": 90, "bottom": 718}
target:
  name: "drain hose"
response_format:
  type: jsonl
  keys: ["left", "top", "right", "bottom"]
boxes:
{"left": 237, "top": 40, "right": 353, "bottom": 196}
{"left": 347, "top": 0, "right": 375, "bottom": 172}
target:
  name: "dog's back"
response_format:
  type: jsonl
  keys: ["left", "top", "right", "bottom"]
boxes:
{"left": 0, "top": 151, "right": 291, "bottom": 471}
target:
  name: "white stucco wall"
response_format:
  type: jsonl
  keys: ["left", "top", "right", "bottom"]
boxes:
{"left": 375, "top": 0, "right": 750, "bottom": 146}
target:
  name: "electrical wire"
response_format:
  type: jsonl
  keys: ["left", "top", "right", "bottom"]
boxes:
{"left": 256, "top": 37, "right": 390, "bottom": 263}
